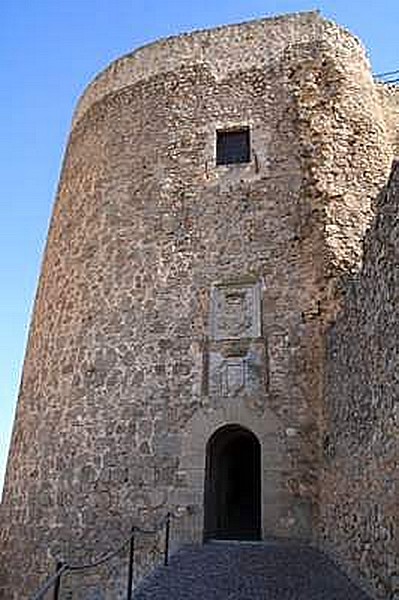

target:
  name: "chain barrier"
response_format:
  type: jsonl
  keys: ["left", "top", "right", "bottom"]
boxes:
{"left": 30, "top": 512, "right": 175, "bottom": 600}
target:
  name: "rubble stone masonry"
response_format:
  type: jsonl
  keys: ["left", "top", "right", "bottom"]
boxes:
{"left": 0, "top": 11, "right": 398, "bottom": 600}
{"left": 320, "top": 162, "right": 399, "bottom": 599}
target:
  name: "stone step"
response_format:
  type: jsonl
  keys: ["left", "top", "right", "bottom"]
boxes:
{"left": 133, "top": 541, "right": 372, "bottom": 599}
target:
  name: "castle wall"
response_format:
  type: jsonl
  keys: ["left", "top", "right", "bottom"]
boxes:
{"left": 320, "top": 162, "right": 399, "bottom": 600}
{"left": 71, "top": 11, "right": 351, "bottom": 127}
{"left": 377, "top": 84, "right": 399, "bottom": 155}
{"left": 0, "top": 12, "right": 397, "bottom": 599}
{"left": 1, "top": 53, "right": 317, "bottom": 599}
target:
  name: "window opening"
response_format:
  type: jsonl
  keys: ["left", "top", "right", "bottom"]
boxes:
{"left": 216, "top": 127, "right": 250, "bottom": 165}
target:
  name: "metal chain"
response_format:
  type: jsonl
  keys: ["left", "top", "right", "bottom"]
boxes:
{"left": 30, "top": 511, "right": 174, "bottom": 600}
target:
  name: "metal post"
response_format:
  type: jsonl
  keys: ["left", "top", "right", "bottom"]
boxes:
{"left": 53, "top": 561, "right": 63, "bottom": 600}
{"left": 126, "top": 527, "right": 135, "bottom": 600}
{"left": 164, "top": 512, "right": 171, "bottom": 566}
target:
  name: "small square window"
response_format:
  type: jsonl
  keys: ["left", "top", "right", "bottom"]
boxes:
{"left": 216, "top": 127, "right": 250, "bottom": 165}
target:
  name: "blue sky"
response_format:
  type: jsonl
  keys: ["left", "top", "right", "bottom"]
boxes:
{"left": 1, "top": 0, "right": 398, "bottom": 493}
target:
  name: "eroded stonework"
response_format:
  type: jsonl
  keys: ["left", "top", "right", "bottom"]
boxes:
{"left": 210, "top": 281, "right": 262, "bottom": 341}
{"left": 0, "top": 11, "right": 398, "bottom": 600}
{"left": 320, "top": 162, "right": 399, "bottom": 600}
{"left": 207, "top": 280, "right": 267, "bottom": 404}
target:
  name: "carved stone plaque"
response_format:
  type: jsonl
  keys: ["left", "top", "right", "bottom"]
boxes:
{"left": 208, "top": 346, "right": 265, "bottom": 399}
{"left": 210, "top": 282, "right": 261, "bottom": 341}
{"left": 206, "top": 280, "right": 266, "bottom": 402}
{"left": 220, "top": 357, "right": 246, "bottom": 396}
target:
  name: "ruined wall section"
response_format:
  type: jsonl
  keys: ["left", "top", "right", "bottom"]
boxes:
{"left": 320, "top": 162, "right": 399, "bottom": 599}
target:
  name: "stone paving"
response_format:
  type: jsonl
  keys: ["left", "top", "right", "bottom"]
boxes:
{"left": 133, "top": 541, "right": 373, "bottom": 600}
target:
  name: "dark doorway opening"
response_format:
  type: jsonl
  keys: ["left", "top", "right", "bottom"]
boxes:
{"left": 204, "top": 424, "right": 261, "bottom": 541}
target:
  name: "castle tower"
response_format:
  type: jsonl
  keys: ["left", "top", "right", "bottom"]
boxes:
{"left": 1, "top": 12, "right": 396, "bottom": 599}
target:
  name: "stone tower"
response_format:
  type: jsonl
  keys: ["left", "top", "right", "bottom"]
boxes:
{"left": 1, "top": 11, "right": 398, "bottom": 600}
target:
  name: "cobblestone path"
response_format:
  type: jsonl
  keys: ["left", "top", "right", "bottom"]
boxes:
{"left": 133, "top": 541, "right": 372, "bottom": 599}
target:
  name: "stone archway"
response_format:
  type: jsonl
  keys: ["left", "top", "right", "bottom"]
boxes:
{"left": 204, "top": 424, "right": 261, "bottom": 541}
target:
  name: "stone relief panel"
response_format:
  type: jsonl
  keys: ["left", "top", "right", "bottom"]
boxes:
{"left": 220, "top": 357, "right": 245, "bottom": 396}
{"left": 208, "top": 345, "right": 266, "bottom": 398}
{"left": 210, "top": 282, "right": 261, "bottom": 341}
{"left": 206, "top": 281, "right": 267, "bottom": 404}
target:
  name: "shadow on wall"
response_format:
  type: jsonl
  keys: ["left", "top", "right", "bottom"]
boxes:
{"left": 320, "top": 160, "right": 399, "bottom": 600}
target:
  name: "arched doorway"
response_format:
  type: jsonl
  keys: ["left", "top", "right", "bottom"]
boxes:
{"left": 204, "top": 424, "right": 261, "bottom": 541}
